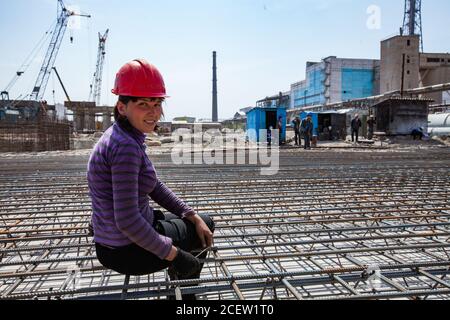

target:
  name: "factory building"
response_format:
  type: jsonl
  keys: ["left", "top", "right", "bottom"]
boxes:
{"left": 290, "top": 57, "right": 380, "bottom": 109}
{"left": 289, "top": 34, "right": 450, "bottom": 112}
{"left": 381, "top": 35, "right": 450, "bottom": 104}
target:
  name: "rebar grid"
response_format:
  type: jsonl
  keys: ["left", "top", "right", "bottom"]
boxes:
{"left": 0, "top": 148, "right": 450, "bottom": 300}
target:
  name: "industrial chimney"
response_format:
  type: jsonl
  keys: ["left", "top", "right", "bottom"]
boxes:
{"left": 212, "top": 51, "right": 218, "bottom": 122}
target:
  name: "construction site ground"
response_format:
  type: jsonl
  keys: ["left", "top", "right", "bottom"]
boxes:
{"left": 0, "top": 143, "right": 450, "bottom": 300}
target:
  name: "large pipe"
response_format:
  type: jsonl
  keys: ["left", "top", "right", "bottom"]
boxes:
{"left": 428, "top": 113, "right": 450, "bottom": 136}
{"left": 405, "top": 82, "right": 450, "bottom": 95}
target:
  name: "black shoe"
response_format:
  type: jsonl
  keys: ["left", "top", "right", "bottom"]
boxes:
{"left": 167, "top": 267, "right": 198, "bottom": 300}
{"left": 182, "top": 294, "right": 197, "bottom": 300}
{"left": 168, "top": 266, "right": 178, "bottom": 280}
{"left": 167, "top": 293, "right": 197, "bottom": 300}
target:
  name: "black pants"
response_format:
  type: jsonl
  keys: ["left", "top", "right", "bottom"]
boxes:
{"left": 95, "top": 211, "right": 215, "bottom": 277}
{"left": 368, "top": 129, "right": 374, "bottom": 140}
{"left": 351, "top": 129, "right": 359, "bottom": 142}
{"left": 294, "top": 130, "right": 301, "bottom": 146}
{"left": 304, "top": 134, "right": 311, "bottom": 149}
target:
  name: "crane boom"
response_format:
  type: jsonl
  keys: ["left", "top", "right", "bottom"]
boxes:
{"left": 89, "top": 29, "right": 109, "bottom": 106}
{"left": 52, "top": 67, "right": 71, "bottom": 102}
{"left": 30, "top": 0, "right": 90, "bottom": 101}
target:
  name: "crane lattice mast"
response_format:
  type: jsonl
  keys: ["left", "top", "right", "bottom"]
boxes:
{"left": 30, "top": 0, "right": 90, "bottom": 101}
{"left": 89, "top": 29, "right": 109, "bottom": 106}
{"left": 402, "top": 0, "right": 424, "bottom": 52}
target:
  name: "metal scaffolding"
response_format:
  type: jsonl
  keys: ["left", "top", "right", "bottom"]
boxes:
{"left": 0, "top": 148, "right": 449, "bottom": 300}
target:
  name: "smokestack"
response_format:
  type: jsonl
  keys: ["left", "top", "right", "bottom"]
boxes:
{"left": 212, "top": 51, "right": 218, "bottom": 122}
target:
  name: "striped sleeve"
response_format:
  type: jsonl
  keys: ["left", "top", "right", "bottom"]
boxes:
{"left": 149, "top": 179, "right": 195, "bottom": 219}
{"left": 111, "top": 143, "right": 172, "bottom": 259}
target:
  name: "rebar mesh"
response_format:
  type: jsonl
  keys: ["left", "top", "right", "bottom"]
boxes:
{"left": 0, "top": 148, "right": 449, "bottom": 300}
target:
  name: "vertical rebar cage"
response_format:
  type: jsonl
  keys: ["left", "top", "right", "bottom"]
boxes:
{"left": 0, "top": 120, "right": 71, "bottom": 152}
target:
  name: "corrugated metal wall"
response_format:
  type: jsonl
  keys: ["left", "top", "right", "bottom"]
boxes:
{"left": 341, "top": 68, "right": 375, "bottom": 101}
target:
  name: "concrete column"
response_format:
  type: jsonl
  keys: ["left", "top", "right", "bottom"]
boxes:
{"left": 103, "top": 111, "right": 112, "bottom": 130}
{"left": 86, "top": 111, "right": 95, "bottom": 131}
{"left": 75, "top": 111, "right": 84, "bottom": 133}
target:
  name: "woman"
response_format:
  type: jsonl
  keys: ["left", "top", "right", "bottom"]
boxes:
{"left": 87, "top": 59, "right": 214, "bottom": 297}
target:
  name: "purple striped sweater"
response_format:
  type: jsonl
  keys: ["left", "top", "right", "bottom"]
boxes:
{"left": 87, "top": 122, "right": 195, "bottom": 259}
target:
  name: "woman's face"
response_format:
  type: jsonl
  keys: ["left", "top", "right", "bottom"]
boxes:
{"left": 118, "top": 98, "right": 163, "bottom": 133}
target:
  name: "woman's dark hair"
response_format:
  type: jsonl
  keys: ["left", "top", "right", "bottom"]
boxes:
{"left": 114, "top": 96, "right": 136, "bottom": 131}
{"left": 114, "top": 96, "right": 164, "bottom": 132}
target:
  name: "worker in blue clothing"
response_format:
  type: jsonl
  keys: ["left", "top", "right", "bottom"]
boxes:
{"left": 301, "top": 114, "right": 313, "bottom": 150}
{"left": 411, "top": 127, "right": 426, "bottom": 140}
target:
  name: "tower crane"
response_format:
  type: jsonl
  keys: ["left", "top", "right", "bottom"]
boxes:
{"left": 30, "top": 0, "right": 90, "bottom": 101}
{"left": 1, "top": 20, "right": 57, "bottom": 101}
{"left": 89, "top": 29, "right": 109, "bottom": 106}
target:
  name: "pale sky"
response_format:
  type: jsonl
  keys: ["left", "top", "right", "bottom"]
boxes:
{"left": 0, "top": 0, "right": 449, "bottom": 121}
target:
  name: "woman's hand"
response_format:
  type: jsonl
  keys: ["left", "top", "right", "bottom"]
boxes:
{"left": 165, "top": 246, "right": 178, "bottom": 261}
{"left": 187, "top": 214, "right": 213, "bottom": 248}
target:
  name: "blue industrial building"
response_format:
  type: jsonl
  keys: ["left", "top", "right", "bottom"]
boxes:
{"left": 240, "top": 57, "right": 379, "bottom": 143}
{"left": 290, "top": 56, "right": 380, "bottom": 109}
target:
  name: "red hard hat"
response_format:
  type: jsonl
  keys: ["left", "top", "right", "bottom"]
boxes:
{"left": 111, "top": 59, "right": 167, "bottom": 97}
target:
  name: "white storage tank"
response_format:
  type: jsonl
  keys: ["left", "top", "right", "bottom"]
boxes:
{"left": 428, "top": 113, "right": 450, "bottom": 136}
